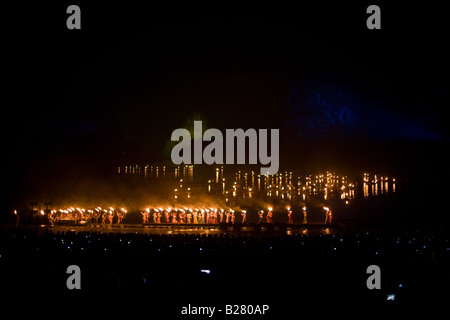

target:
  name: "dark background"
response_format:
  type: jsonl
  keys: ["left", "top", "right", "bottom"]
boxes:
{"left": 2, "top": 2, "right": 448, "bottom": 219}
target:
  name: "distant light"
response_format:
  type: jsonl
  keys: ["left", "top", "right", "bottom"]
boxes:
{"left": 398, "top": 284, "right": 403, "bottom": 288}
{"left": 387, "top": 294, "right": 396, "bottom": 301}
{"left": 200, "top": 269, "right": 211, "bottom": 274}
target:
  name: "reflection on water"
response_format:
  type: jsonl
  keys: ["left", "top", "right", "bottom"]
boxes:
{"left": 118, "top": 168, "right": 395, "bottom": 204}
{"left": 45, "top": 224, "right": 340, "bottom": 237}
{"left": 363, "top": 173, "right": 395, "bottom": 199}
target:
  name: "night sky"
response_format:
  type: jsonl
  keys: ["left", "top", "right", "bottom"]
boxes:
{"left": 3, "top": 2, "right": 449, "bottom": 212}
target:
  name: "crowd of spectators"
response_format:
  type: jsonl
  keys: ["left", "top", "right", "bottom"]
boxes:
{"left": 1, "top": 226, "right": 449, "bottom": 310}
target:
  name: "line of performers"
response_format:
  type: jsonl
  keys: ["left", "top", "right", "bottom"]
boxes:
{"left": 286, "top": 206, "right": 332, "bottom": 224}
{"left": 140, "top": 208, "right": 247, "bottom": 225}
{"left": 48, "top": 208, "right": 127, "bottom": 225}
{"left": 140, "top": 207, "right": 332, "bottom": 225}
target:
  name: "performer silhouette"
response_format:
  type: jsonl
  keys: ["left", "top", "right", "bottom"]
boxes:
{"left": 288, "top": 208, "right": 293, "bottom": 224}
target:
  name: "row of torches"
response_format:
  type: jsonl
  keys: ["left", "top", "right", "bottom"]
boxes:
{"left": 24, "top": 205, "right": 333, "bottom": 224}
{"left": 141, "top": 205, "right": 332, "bottom": 224}
{"left": 140, "top": 205, "right": 333, "bottom": 224}
{"left": 39, "top": 207, "right": 128, "bottom": 224}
